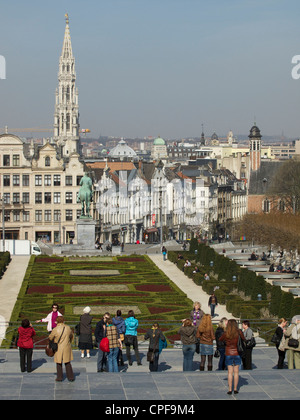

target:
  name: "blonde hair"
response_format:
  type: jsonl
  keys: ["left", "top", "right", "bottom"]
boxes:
{"left": 193, "top": 302, "right": 201, "bottom": 310}
{"left": 218, "top": 317, "right": 228, "bottom": 330}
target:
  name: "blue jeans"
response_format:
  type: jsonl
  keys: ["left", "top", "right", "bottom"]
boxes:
{"left": 218, "top": 348, "right": 226, "bottom": 370}
{"left": 210, "top": 304, "right": 216, "bottom": 317}
{"left": 97, "top": 345, "right": 107, "bottom": 372}
{"left": 182, "top": 344, "right": 196, "bottom": 371}
{"left": 108, "top": 347, "right": 119, "bottom": 372}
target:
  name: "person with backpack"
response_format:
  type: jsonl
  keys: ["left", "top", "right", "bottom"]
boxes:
{"left": 144, "top": 322, "right": 167, "bottom": 371}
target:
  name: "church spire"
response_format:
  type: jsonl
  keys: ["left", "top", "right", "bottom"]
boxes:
{"left": 53, "top": 14, "right": 80, "bottom": 157}
{"left": 61, "top": 13, "right": 73, "bottom": 60}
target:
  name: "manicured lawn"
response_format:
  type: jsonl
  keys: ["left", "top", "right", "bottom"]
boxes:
{"left": 6, "top": 254, "right": 192, "bottom": 347}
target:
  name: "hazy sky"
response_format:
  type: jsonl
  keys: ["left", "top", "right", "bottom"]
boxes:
{"left": 1, "top": 0, "right": 300, "bottom": 140}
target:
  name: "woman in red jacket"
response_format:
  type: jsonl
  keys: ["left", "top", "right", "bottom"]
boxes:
{"left": 17, "top": 319, "right": 36, "bottom": 373}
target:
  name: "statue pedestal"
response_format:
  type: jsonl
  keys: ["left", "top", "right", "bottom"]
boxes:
{"left": 76, "top": 218, "right": 96, "bottom": 249}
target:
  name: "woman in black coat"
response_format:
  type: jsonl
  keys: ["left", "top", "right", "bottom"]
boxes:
{"left": 275, "top": 318, "right": 287, "bottom": 369}
{"left": 144, "top": 323, "right": 166, "bottom": 372}
{"left": 78, "top": 307, "right": 93, "bottom": 358}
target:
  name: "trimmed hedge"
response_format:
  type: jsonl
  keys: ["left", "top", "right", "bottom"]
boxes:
{"left": 169, "top": 239, "right": 300, "bottom": 321}
{"left": 3, "top": 254, "right": 193, "bottom": 348}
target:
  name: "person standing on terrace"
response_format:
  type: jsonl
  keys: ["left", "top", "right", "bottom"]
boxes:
{"left": 36, "top": 303, "right": 63, "bottom": 333}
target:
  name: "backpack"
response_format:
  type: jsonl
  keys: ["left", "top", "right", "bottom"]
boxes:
{"left": 99, "top": 337, "right": 110, "bottom": 352}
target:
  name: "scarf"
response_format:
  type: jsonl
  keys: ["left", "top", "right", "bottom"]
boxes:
{"left": 192, "top": 311, "right": 200, "bottom": 326}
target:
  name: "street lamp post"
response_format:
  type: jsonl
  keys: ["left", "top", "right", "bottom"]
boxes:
{"left": 0, "top": 198, "right": 5, "bottom": 251}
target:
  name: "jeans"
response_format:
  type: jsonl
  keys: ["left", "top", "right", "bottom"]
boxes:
{"left": 108, "top": 347, "right": 119, "bottom": 372}
{"left": 182, "top": 344, "right": 196, "bottom": 371}
{"left": 218, "top": 348, "right": 226, "bottom": 370}
{"left": 210, "top": 304, "right": 216, "bottom": 317}
{"left": 97, "top": 344, "right": 107, "bottom": 372}
{"left": 125, "top": 335, "right": 141, "bottom": 364}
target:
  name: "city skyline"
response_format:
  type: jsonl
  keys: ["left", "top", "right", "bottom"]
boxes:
{"left": 1, "top": 0, "right": 300, "bottom": 139}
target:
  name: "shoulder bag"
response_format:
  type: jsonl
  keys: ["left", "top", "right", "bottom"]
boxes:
{"left": 147, "top": 332, "right": 160, "bottom": 362}
{"left": 237, "top": 331, "right": 246, "bottom": 357}
{"left": 45, "top": 327, "right": 65, "bottom": 357}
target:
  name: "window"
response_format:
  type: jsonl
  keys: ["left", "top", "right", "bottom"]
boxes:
{"left": 45, "top": 156, "right": 50, "bottom": 167}
{"left": 35, "top": 175, "right": 42, "bottom": 186}
{"left": 54, "top": 175, "right": 61, "bottom": 186}
{"left": 35, "top": 192, "right": 42, "bottom": 204}
{"left": 3, "top": 155, "right": 10, "bottom": 166}
{"left": 54, "top": 210, "right": 61, "bottom": 221}
{"left": 13, "top": 155, "right": 20, "bottom": 166}
{"left": 44, "top": 175, "right": 51, "bottom": 186}
{"left": 65, "top": 192, "right": 72, "bottom": 204}
{"left": 263, "top": 199, "right": 270, "bottom": 213}
{"left": 23, "top": 211, "right": 30, "bottom": 222}
{"left": 13, "top": 210, "right": 20, "bottom": 222}
{"left": 3, "top": 175, "right": 10, "bottom": 187}
{"left": 65, "top": 176, "right": 72, "bottom": 186}
{"left": 23, "top": 174, "right": 29, "bottom": 186}
{"left": 12, "top": 193, "right": 20, "bottom": 204}
{"left": 22, "top": 192, "right": 30, "bottom": 204}
{"left": 44, "top": 210, "right": 51, "bottom": 222}
{"left": 44, "top": 192, "right": 51, "bottom": 204}
{"left": 77, "top": 176, "right": 82, "bottom": 186}
{"left": 4, "top": 210, "right": 10, "bottom": 222}
{"left": 3, "top": 193, "right": 10, "bottom": 204}
{"left": 54, "top": 192, "right": 61, "bottom": 204}
{"left": 13, "top": 174, "right": 20, "bottom": 186}
{"left": 66, "top": 209, "right": 73, "bottom": 221}
{"left": 35, "top": 210, "right": 42, "bottom": 222}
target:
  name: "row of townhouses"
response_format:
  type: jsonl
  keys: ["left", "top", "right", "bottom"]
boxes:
{"left": 0, "top": 15, "right": 284, "bottom": 245}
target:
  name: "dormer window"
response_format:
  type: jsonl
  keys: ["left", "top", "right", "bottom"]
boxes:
{"left": 45, "top": 156, "right": 50, "bottom": 167}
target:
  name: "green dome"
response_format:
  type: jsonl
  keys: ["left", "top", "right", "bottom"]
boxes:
{"left": 153, "top": 136, "right": 166, "bottom": 146}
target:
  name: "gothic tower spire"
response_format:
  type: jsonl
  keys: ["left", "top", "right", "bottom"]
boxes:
{"left": 53, "top": 13, "right": 80, "bottom": 156}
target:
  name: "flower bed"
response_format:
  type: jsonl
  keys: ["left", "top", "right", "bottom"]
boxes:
{"left": 4, "top": 254, "right": 192, "bottom": 348}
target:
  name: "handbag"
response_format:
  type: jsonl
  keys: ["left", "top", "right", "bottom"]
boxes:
{"left": 147, "top": 351, "right": 155, "bottom": 362}
{"left": 237, "top": 332, "right": 245, "bottom": 356}
{"left": 271, "top": 332, "right": 281, "bottom": 345}
{"left": 245, "top": 336, "right": 256, "bottom": 349}
{"left": 288, "top": 338, "right": 299, "bottom": 348}
{"left": 214, "top": 349, "right": 220, "bottom": 358}
{"left": 100, "top": 337, "right": 110, "bottom": 352}
{"left": 45, "top": 327, "right": 65, "bottom": 357}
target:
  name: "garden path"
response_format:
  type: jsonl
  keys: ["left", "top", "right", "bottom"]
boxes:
{"left": 0, "top": 255, "right": 31, "bottom": 345}
{"left": 148, "top": 254, "right": 235, "bottom": 322}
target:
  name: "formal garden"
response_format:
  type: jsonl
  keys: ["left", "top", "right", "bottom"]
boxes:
{"left": 3, "top": 254, "right": 193, "bottom": 348}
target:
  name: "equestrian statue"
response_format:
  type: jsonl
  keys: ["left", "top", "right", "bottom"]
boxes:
{"left": 77, "top": 173, "right": 93, "bottom": 218}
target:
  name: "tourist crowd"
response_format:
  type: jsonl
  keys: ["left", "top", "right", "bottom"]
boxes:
{"left": 15, "top": 303, "right": 300, "bottom": 394}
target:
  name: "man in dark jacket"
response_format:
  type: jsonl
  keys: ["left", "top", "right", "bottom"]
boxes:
{"left": 95, "top": 312, "right": 110, "bottom": 372}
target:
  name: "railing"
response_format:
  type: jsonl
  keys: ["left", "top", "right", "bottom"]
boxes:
{"left": 0, "top": 318, "right": 281, "bottom": 349}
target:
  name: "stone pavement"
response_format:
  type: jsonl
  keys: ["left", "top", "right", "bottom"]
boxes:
{"left": 148, "top": 254, "right": 235, "bottom": 320}
{"left": 0, "top": 347, "right": 300, "bottom": 400}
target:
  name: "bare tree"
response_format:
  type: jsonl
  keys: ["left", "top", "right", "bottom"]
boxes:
{"left": 267, "top": 158, "right": 300, "bottom": 214}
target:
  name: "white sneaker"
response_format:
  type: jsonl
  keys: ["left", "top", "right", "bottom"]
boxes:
{"left": 81, "top": 353, "right": 85, "bottom": 358}
{"left": 87, "top": 354, "right": 91, "bottom": 359}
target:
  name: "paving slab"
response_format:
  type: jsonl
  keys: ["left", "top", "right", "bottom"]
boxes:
{"left": 0, "top": 348, "right": 299, "bottom": 400}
